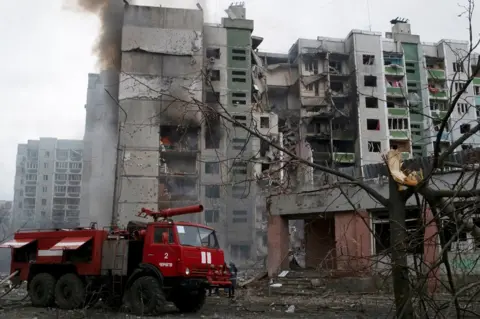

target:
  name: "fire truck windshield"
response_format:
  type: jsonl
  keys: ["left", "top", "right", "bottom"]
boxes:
{"left": 176, "top": 225, "right": 219, "bottom": 248}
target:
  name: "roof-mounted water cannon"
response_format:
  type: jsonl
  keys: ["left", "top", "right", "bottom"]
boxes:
{"left": 137, "top": 204, "right": 204, "bottom": 222}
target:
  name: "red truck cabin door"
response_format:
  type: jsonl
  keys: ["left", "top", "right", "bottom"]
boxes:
{"left": 143, "top": 225, "right": 177, "bottom": 276}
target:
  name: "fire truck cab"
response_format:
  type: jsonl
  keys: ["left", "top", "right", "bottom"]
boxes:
{"left": 0, "top": 205, "right": 231, "bottom": 315}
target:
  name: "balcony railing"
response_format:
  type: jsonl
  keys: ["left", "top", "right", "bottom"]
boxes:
{"left": 427, "top": 69, "right": 446, "bottom": 80}
{"left": 384, "top": 65, "right": 404, "bottom": 76}
{"left": 389, "top": 130, "right": 409, "bottom": 140}
{"left": 429, "top": 89, "right": 448, "bottom": 99}
{"left": 333, "top": 152, "right": 355, "bottom": 164}
{"left": 388, "top": 108, "right": 408, "bottom": 117}
{"left": 386, "top": 87, "right": 405, "bottom": 97}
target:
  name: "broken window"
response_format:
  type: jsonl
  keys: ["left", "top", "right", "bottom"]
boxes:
{"left": 457, "top": 103, "right": 468, "bottom": 114}
{"left": 209, "top": 70, "right": 220, "bottom": 81}
{"left": 233, "top": 115, "right": 247, "bottom": 127}
{"left": 205, "top": 162, "right": 220, "bottom": 174}
{"left": 232, "top": 210, "right": 248, "bottom": 223}
{"left": 304, "top": 59, "right": 318, "bottom": 74}
{"left": 206, "top": 91, "right": 220, "bottom": 103}
{"left": 454, "top": 81, "right": 466, "bottom": 92}
{"left": 363, "top": 54, "right": 375, "bottom": 65}
{"left": 366, "top": 119, "right": 380, "bottom": 130}
{"left": 232, "top": 160, "right": 248, "bottom": 175}
{"left": 205, "top": 210, "right": 219, "bottom": 223}
{"left": 460, "top": 123, "right": 471, "bottom": 134}
{"left": 232, "top": 138, "right": 248, "bottom": 151}
{"left": 330, "top": 82, "right": 343, "bottom": 93}
{"left": 329, "top": 61, "right": 342, "bottom": 73}
{"left": 453, "top": 62, "right": 465, "bottom": 73}
{"left": 205, "top": 185, "right": 220, "bottom": 198}
{"left": 260, "top": 139, "right": 269, "bottom": 157}
{"left": 206, "top": 48, "right": 221, "bottom": 59}
{"left": 205, "top": 115, "right": 221, "bottom": 149}
{"left": 388, "top": 118, "right": 409, "bottom": 130}
{"left": 364, "top": 75, "right": 377, "bottom": 87}
{"left": 260, "top": 117, "right": 269, "bottom": 129}
{"left": 368, "top": 141, "right": 381, "bottom": 152}
{"left": 365, "top": 96, "right": 378, "bottom": 108}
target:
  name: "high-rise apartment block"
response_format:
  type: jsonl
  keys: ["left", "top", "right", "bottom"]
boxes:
{"left": 262, "top": 18, "right": 480, "bottom": 180}
{"left": 83, "top": 3, "right": 278, "bottom": 262}
{"left": 12, "top": 138, "right": 84, "bottom": 229}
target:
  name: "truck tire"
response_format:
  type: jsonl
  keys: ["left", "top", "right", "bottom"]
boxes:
{"left": 54, "top": 273, "right": 86, "bottom": 309}
{"left": 173, "top": 288, "right": 206, "bottom": 313}
{"left": 28, "top": 273, "right": 56, "bottom": 307}
{"left": 129, "top": 276, "right": 166, "bottom": 316}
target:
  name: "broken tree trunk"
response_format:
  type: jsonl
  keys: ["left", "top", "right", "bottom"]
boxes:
{"left": 389, "top": 174, "right": 414, "bottom": 319}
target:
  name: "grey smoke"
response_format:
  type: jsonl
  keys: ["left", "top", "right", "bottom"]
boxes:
{"left": 67, "top": 0, "right": 124, "bottom": 70}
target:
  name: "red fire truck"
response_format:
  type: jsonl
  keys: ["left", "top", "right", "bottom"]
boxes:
{"left": 0, "top": 205, "right": 231, "bottom": 315}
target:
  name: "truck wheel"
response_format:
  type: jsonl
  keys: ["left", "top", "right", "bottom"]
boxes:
{"left": 173, "top": 288, "right": 206, "bottom": 313}
{"left": 28, "top": 273, "right": 56, "bottom": 307}
{"left": 129, "top": 276, "right": 166, "bottom": 315}
{"left": 55, "top": 274, "right": 86, "bottom": 309}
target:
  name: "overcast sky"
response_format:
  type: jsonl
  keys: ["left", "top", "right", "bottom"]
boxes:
{"left": 0, "top": 0, "right": 478, "bottom": 200}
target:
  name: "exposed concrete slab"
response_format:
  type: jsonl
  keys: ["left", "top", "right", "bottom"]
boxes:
{"left": 122, "top": 26, "right": 202, "bottom": 56}
{"left": 118, "top": 74, "right": 202, "bottom": 101}
{"left": 124, "top": 6, "right": 203, "bottom": 30}
{"left": 269, "top": 170, "right": 479, "bottom": 216}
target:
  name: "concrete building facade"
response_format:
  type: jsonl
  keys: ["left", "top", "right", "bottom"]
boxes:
{"left": 12, "top": 138, "right": 84, "bottom": 229}
{"left": 79, "top": 3, "right": 278, "bottom": 263}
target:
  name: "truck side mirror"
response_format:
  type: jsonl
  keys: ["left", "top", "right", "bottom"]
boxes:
{"left": 162, "top": 232, "right": 169, "bottom": 244}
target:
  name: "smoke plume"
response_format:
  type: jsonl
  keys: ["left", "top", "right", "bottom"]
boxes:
{"left": 67, "top": 0, "right": 124, "bottom": 70}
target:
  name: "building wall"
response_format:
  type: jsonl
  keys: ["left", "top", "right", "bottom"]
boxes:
{"left": 12, "top": 138, "right": 84, "bottom": 229}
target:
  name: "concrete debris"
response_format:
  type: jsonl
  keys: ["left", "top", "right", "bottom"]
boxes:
{"left": 285, "top": 305, "right": 295, "bottom": 313}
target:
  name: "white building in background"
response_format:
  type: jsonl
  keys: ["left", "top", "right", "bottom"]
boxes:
{"left": 12, "top": 138, "right": 85, "bottom": 229}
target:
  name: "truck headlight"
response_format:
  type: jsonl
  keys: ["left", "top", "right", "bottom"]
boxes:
{"left": 185, "top": 268, "right": 190, "bottom": 275}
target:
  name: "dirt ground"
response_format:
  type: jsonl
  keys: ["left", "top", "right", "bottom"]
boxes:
{"left": 0, "top": 287, "right": 394, "bottom": 318}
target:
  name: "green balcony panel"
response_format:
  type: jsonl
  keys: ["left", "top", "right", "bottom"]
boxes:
{"left": 475, "top": 96, "right": 480, "bottom": 106}
{"left": 388, "top": 108, "right": 408, "bottom": 116}
{"left": 385, "top": 65, "right": 404, "bottom": 76}
{"left": 386, "top": 87, "right": 404, "bottom": 96}
{"left": 429, "top": 90, "right": 448, "bottom": 99}
{"left": 333, "top": 152, "right": 355, "bottom": 163}
{"left": 389, "top": 130, "right": 409, "bottom": 140}
{"left": 427, "top": 69, "right": 445, "bottom": 80}
{"left": 473, "top": 77, "right": 480, "bottom": 85}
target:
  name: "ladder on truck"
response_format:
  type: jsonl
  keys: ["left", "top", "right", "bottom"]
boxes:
{"left": 107, "top": 232, "right": 128, "bottom": 300}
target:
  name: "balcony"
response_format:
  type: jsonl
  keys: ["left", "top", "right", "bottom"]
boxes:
{"left": 67, "top": 192, "right": 80, "bottom": 198}
{"left": 475, "top": 96, "right": 480, "bottom": 106}
{"left": 427, "top": 69, "right": 445, "bottom": 80}
{"left": 431, "top": 110, "right": 448, "bottom": 119}
{"left": 389, "top": 130, "right": 409, "bottom": 140}
{"left": 388, "top": 108, "right": 408, "bottom": 117}
{"left": 429, "top": 89, "right": 448, "bottom": 99}
{"left": 24, "top": 192, "right": 36, "bottom": 198}
{"left": 333, "top": 152, "right": 355, "bottom": 164}
{"left": 54, "top": 204, "right": 66, "bottom": 210}
{"left": 386, "top": 87, "right": 405, "bottom": 97}
{"left": 437, "top": 131, "right": 450, "bottom": 142}
{"left": 384, "top": 65, "right": 404, "bottom": 77}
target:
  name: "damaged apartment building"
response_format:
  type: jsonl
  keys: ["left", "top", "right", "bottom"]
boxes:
{"left": 82, "top": 2, "right": 279, "bottom": 263}
{"left": 260, "top": 18, "right": 480, "bottom": 185}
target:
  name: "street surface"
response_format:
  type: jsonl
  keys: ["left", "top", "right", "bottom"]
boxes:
{"left": 0, "top": 286, "right": 394, "bottom": 318}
